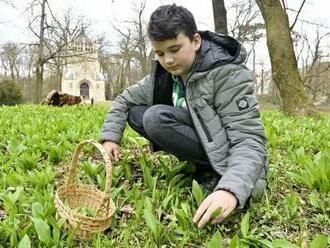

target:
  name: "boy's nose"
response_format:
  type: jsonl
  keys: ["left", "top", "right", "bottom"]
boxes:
{"left": 164, "top": 54, "right": 174, "bottom": 65}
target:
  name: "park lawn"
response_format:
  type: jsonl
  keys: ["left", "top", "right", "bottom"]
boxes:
{"left": 0, "top": 105, "right": 329, "bottom": 247}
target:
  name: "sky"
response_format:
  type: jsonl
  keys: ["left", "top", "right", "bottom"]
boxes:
{"left": 0, "top": 0, "right": 214, "bottom": 43}
{"left": 0, "top": 0, "right": 329, "bottom": 70}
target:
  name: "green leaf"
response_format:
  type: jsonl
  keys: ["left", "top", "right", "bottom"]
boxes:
{"left": 309, "top": 192, "right": 320, "bottom": 208}
{"left": 8, "top": 186, "right": 24, "bottom": 203}
{"left": 143, "top": 198, "right": 158, "bottom": 238}
{"left": 49, "top": 146, "right": 63, "bottom": 165}
{"left": 309, "top": 234, "right": 328, "bottom": 248}
{"left": 170, "top": 173, "right": 185, "bottom": 186}
{"left": 211, "top": 207, "right": 223, "bottom": 220}
{"left": 206, "top": 231, "right": 223, "bottom": 248}
{"left": 18, "top": 235, "right": 31, "bottom": 248}
{"left": 240, "top": 241, "right": 250, "bottom": 248}
{"left": 162, "top": 194, "right": 174, "bottom": 211}
{"left": 83, "top": 161, "right": 95, "bottom": 177}
{"left": 175, "top": 209, "right": 190, "bottom": 229}
{"left": 192, "top": 180, "right": 205, "bottom": 206}
{"left": 141, "top": 162, "right": 155, "bottom": 190}
{"left": 144, "top": 197, "right": 153, "bottom": 212}
{"left": 3, "top": 195, "right": 17, "bottom": 219}
{"left": 229, "top": 234, "right": 240, "bottom": 248}
{"left": 31, "top": 202, "right": 43, "bottom": 217}
{"left": 144, "top": 208, "right": 162, "bottom": 241}
{"left": 33, "top": 217, "right": 51, "bottom": 244}
{"left": 49, "top": 217, "right": 65, "bottom": 246}
{"left": 258, "top": 239, "right": 276, "bottom": 248}
{"left": 240, "top": 212, "right": 250, "bottom": 238}
{"left": 96, "top": 174, "right": 105, "bottom": 191}
{"left": 135, "top": 199, "right": 145, "bottom": 221}
{"left": 74, "top": 206, "right": 96, "bottom": 217}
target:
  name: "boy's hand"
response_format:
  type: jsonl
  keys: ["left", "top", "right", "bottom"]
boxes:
{"left": 193, "top": 190, "right": 237, "bottom": 228}
{"left": 102, "top": 141, "right": 120, "bottom": 161}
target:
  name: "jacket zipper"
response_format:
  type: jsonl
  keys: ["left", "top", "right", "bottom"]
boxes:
{"left": 185, "top": 96, "right": 213, "bottom": 169}
{"left": 193, "top": 107, "right": 213, "bottom": 142}
{"left": 185, "top": 64, "right": 213, "bottom": 143}
{"left": 184, "top": 51, "right": 214, "bottom": 166}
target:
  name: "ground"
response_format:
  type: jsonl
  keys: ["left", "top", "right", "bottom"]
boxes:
{"left": 0, "top": 105, "right": 329, "bottom": 247}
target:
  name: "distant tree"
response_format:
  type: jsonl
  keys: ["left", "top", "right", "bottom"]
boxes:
{"left": 293, "top": 27, "right": 330, "bottom": 101}
{"left": 0, "top": 79, "right": 22, "bottom": 105}
{"left": 130, "top": 1, "right": 149, "bottom": 77}
{"left": 212, "top": 0, "right": 228, "bottom": 34}
{"left": 229, "top": 0, "right": 263, "bottom": 44}
{"left": 110, "top": 1, "right": 150, "bottom": 95}
{"left": 99, "top": 49, "right": 113, "bottom": 99}
{"left": 34, "top": 0, "right": 46, "bottom": 104}
{"left": 255, "top": 0, "right": 318, "bottom": 116}
{"left": 116, "top": 28, "right": 136, "bottom": 92}
{"left": 23, "top": 45, "right": 38, "bottom": 80}
{"left": 0, "top": 42, "right": 23, "bottom": 80}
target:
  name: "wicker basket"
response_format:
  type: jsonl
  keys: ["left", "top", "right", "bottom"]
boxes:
{"left": 55, "top": 140, "right": 115, "bottom": 240}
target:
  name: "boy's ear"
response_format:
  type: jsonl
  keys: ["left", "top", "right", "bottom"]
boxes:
{"left": 193, "top": 33, "right": 202, "bottom": 51}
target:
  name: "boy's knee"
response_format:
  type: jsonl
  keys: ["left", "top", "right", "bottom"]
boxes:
{"left": 127, "top": 105, "right": 148, "bottom": 129}
{"left": 143, "top": 104, "right": 169, "bottom": 135}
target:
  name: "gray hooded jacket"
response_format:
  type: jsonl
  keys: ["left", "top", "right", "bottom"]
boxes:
{"left": 101, "top": 31, "right": 268, "bottom": 208}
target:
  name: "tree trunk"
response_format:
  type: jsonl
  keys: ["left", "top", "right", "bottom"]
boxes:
{"left": 255, "top": 0, "right": 318, "bottom": 116}
{"left": 10, "top": 64, "right": 15, "bottom": 80}
{"left": 55, "top": 65, "right": 63, "bottom": 91}
{"left": 261, "top": 68, "right": 265, "bottom": 94}
{"left": 35, "top": 0, "right": 46, "bottom": 103}
{"left": 212, "top": 0, "right": 228, "bottom": 34}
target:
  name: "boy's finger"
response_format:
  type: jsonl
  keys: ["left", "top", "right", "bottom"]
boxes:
{"left": 197, "top": 203, "right": 219, "bottom": 228}
{"left": 114, "top": 149, "right": 120, "bottom": 161}
{"left": 193, "top": 197, "right": 211, "bottom": 223}
{"left": 109, "top": 152, "right": 115, "bottom": 160}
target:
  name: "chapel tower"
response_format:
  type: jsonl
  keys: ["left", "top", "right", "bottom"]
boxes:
{"left": 61, "top": 31, "right": 105, "bottom": 102}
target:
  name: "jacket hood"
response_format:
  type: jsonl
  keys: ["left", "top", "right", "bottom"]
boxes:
{"left": 194, "top": 31, "right": 246, "bottom": 72}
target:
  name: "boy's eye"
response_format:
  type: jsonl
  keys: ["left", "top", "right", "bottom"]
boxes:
{"left": 170, "top": 47, "right": 180, "bottom": 53}
{"left": 156, "top": 53, "right": 164, "bottom": 57}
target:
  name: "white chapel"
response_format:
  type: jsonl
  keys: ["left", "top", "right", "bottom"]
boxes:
{"left": 61, "top": 31, "right": 105, "bottom": 102}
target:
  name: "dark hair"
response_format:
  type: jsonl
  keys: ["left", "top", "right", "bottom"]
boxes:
{"left": 147, "top": 4, "right": 197, "bottom": 41}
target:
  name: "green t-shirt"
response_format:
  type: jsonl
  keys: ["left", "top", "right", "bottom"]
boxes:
{"left": 172, "top": 75, "right": 187, "bottom": 109}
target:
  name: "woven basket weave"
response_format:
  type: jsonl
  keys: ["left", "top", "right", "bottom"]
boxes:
{"left": 55, "top": 140, "right": 115, "bottom": 240}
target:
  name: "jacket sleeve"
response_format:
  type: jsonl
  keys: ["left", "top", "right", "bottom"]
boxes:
{"left": 101, "top": 74, "right": 152, "bottom": 143}
{"left": 213, "top": 64, "right": 268, "bottom": 208}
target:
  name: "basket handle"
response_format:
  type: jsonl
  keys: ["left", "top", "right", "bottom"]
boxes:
{"left": 66, "top": 140, "right": 113, "bottom": 195}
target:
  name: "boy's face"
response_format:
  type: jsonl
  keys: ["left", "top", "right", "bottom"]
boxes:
{"left": 152, "top": 32, "right": 201, "bottom": 80}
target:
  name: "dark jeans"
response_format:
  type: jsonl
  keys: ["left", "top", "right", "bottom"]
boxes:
{"left": 127, "top": 104, "right": 211, "bottom": 167}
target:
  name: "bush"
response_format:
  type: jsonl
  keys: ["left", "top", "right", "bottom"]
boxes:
{"left": 0, "top": 79, "right": 22, "bottom": 105}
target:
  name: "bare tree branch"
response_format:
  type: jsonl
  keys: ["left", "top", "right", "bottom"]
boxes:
{"left": 289, "top": 0, "right": 306, "bottom": 31}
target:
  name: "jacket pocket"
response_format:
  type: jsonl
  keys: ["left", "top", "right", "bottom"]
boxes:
{"left": 194, "top": 107, "right": 212, "bottom": 142}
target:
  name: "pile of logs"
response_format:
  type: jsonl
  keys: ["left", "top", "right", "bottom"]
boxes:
{"left": 40, "top": 90, "right": 85, "bottom": 106}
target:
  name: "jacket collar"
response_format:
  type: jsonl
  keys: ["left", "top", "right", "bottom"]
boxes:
{"left": 193, "top": 31, "right": 244, "bottom": 73}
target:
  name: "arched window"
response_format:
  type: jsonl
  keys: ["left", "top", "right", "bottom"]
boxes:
{"left": 80, "top": 83, "right": 89, "bottom": 99}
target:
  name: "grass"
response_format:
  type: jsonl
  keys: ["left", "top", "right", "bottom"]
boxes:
{"left": 0, "top": 105, "right": 329, "bottom": 247}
